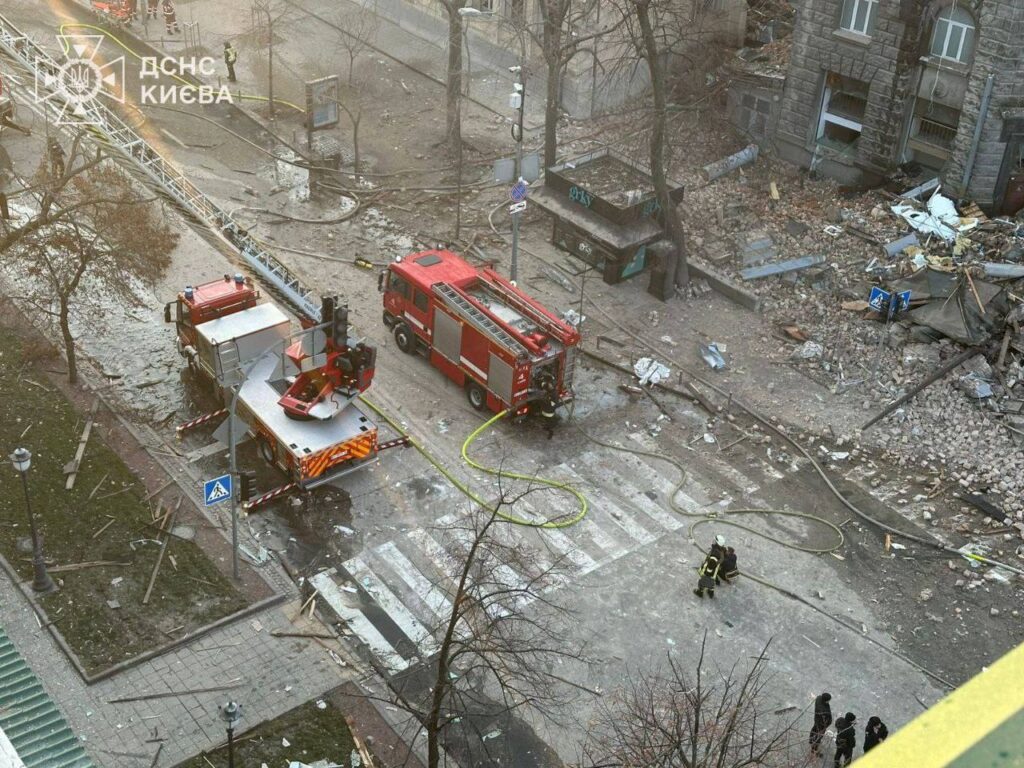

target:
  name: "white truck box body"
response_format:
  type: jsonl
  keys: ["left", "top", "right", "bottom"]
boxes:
{"left": 196, "top": 304, "right": 290, "bottom": 385}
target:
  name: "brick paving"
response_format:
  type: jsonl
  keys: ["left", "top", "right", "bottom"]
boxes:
{"left": 0, "top": 586, "right": 354, "bottom": 767}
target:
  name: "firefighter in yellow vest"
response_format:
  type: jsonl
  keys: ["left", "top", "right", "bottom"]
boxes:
{"left": 693, "top": 542, "right": 723, "bottom": 599}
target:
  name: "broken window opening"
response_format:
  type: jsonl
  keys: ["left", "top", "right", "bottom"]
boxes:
{"left": 817, "top": 72, "right": 868, "bottom": 151}
{"left": 929, "top": 5, "right": 975, "bottom": 63}
{"left": 906, "top": 100, "right": 961, "bottom": 171}
{"left": 839, "top": 0, "right": 878, "bottom": 36}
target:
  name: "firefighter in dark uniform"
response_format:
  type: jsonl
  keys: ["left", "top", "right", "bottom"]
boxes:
{"left": 539, "top": 377, "right": 558, "bottom": 439}
{"left": 693, "top": 545, "right": 722, "bottom": 598}
{"left": 162, "top": 0, "right": 179, "bottom": 34}
{"left": 718, "top": 546, "right": 738, "bottom": 584}
{"left": 863, "top": 716, "right": 888, "bottom": 753}
{"left": 147, "top": 0, "right": 159, "bottom": 20}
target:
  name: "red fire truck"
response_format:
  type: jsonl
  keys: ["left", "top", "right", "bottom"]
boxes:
{"left": 166, "top": 274, "right": 401, "bottom": 508}
{"left": 380, "top": 249, "right": 580, "bottom": 415}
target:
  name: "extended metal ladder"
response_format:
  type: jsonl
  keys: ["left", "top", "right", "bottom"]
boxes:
{"left": 432, "top": 283, "right": 528, "bottom": 358}
{"left": 0, "top": 12, "right": 321, "bottom": 324}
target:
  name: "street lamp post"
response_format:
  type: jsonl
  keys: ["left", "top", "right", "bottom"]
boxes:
{"left": 10, "top": 448, "right": 57, "bottom": 594}
{"left": 456, "top": 7, "right": 526, "bottom": 282}
{"left": 509, "top": 63, "right": 525, "bottom": 284}
{"left": 220, "top": 700, "right": 242, "bottom": 768}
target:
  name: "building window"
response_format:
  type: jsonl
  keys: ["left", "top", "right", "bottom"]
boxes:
{"left": 479, "top": 0, "right": 495, "bottom": 12}
{"left": 906, "top": 101, "right": 960, "bottom": 171}
{"left": 839, "top": 0, "right": 878, "bottom": 36}
{"left": 930, "top": 5, "right": 975, "bottom": 63}
{"left": 817, "top": 72, "right": 869, "bottom": 149}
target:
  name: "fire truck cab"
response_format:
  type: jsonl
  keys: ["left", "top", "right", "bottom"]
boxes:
{"left": 380, "top": 249, "right": 580, "bottom": 415}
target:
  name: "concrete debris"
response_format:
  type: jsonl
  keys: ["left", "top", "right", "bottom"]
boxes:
{"left": 792, "top": 341, "right": 823, "bottom": 360}
{"left": 634, "top": 357, "right": 671, "bottom": 385}
{"left": 958, "top": 372, "right": 993, "bottom": 399}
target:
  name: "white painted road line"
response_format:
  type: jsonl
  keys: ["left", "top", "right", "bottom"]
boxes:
{"left": 344, "top": 555, "right": 438, "bottom": 656}
{"left": 310, "top": 572, "right": 409, "bottom": 673}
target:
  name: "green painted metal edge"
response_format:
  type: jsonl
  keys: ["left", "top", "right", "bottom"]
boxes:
{"left": 0, "top": 628, "right": 93, "bottom": 768}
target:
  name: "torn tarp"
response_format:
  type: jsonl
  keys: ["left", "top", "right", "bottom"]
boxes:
{"left": 891, "top": 268, "right": 1008, "bottom": 345}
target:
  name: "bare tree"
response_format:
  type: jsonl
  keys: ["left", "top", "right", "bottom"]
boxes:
{"left": 363, "top": 491, "right": 591, "bottom": 768}
{"left": 338, "top": 90, "right": 364, "bottom": 178}
{"left": 334, "top": 3, "right": 380, "bottom": 86}
{"left": 525, "top": 0, "right": 624, "bottom": 171}
{"left": 437, "top": 0, "right": 470, "bottom": 156}
{"left": 583, "top": 634, "right": 812, "bottom": 768}
{"left": 0, "top": 142, "right": 177, "bottom": 384}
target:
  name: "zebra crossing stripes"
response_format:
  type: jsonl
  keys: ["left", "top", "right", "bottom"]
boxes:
{"left": 342, "top": 555, "right": 438, "bottom": 656}
{"left": 322, "top": 439, "right": 811, "bottom": 676}
{"left": 310, "top": 571, "right": 410, "bottom": 673}
{"left": 535, "top": 526, "right": 599, "bottom": 575}
{"left": 374, "top": 541, "right": 452, "bottom": 618}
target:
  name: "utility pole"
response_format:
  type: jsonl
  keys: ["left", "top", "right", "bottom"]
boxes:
{"left": 228, "top": 383, "right": 241, "bottom": 581}
{"left": 510, "top": 64, "right": 525, "bottom": 283}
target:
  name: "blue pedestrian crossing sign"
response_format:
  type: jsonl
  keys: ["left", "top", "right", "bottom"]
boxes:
{"left": 868, "top": 286, "right": 891, "bottom": 312}
{"left": 204, "top": 474, "right": 233, "bottom": 507}
{"left": 868, "top": 286, "right": 912, "bottom": 316}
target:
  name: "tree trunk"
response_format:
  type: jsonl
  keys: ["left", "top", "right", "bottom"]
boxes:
{"left": 352, "top": 113, "right": 361, "bottom": 176}
{"left": 541, "top": 5, "right": 563, "bottom": 172}
{"left": 59, "top": 301, "right": 77, "bottom": 385}
{"left": 445, "top": 7, "right": 464, "bottom": 157}
{"left": 636, "top": 0, "right": 689, "bottom": 289}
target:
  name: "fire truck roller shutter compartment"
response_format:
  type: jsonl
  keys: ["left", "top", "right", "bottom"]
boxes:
{"left": 433, "top": 308, "right": 463, "bottom": 365}
{"left": 488, "top": 353, "right": 514, "bottom": 404}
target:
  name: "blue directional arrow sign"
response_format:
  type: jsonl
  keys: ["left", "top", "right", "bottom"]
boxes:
{"left": 204, "top": 474, "right": 233, "bottom": 507}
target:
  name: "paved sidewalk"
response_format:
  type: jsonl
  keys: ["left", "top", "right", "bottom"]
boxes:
{"left": 0, "top": 585, "right": 350, "bottom": 767}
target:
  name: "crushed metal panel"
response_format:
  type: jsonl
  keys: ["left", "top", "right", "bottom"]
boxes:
{"left": 488, "top": 353, "right": 514, "bottom": 404}
{"left": 432, "top": 308, "right": 462, "bottom": 364}
{"left": 740, "top": 254, "right": 826, "bottom": 280}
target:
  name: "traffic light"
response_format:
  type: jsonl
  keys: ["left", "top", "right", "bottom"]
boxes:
{"left": 332, "top": 302, "right": 349, "bottom": 342}
{"left": 319, "top": 296, "right": 349, "bottom": 341}
{"left": 239, "top": 470, "right": 256, "bottom": 503}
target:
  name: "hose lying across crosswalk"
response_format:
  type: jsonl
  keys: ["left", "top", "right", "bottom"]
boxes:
{"left": 359, "top": 397, "right": 588, "bottom": 528}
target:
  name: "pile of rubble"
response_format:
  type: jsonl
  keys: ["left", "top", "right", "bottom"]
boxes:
{"left": 684, "top": 160, "right": 1024, "bottom": 519}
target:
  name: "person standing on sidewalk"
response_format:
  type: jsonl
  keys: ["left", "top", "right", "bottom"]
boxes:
{"left": 834, "top": 712, "right": 857, "bottom": 767}
{"left": 147, "top": 0, "right": 159, "bottom": 21}
{"left": 162, "top": 0, "right": 179, "bottom": 35}
{"left": 809, "top": 692, "right": 832, "bottom": 755}
{"left": 864, "top": 716, "right": 888, "bottom": 753}
{"left": 224, "top": 42, "right": 238, "bottom": 83}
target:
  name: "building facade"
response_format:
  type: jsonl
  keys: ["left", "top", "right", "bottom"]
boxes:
{"left": 363, "top": 0, "right": 746, "bottom": 119}
{"left": 771, "top": 0, "right": 1024, "bottom": 213}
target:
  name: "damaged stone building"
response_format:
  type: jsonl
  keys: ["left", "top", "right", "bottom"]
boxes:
{"left": 733, "top": 0, "right": 1024, "bottom": 214}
